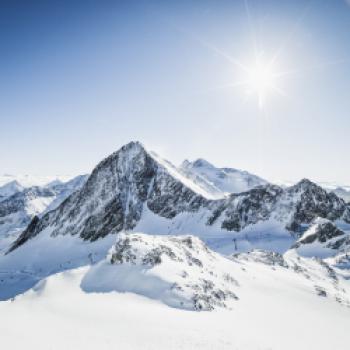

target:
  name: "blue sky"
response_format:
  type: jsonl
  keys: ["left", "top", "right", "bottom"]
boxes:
{"left": 1, "top": 0, "right": 350, "bottom": 184}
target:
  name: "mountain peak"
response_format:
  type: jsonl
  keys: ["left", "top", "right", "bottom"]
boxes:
{"left": 8, "top": 141, "right": 213, "bottom": 251}
{"left": 121, "top": 140, "right": 145, "bottom": 151}
{"left": 91, "top": 141, "right": 148, "bottom": 174}
{"left": 180, "top": 158, "right": 268, "bottom": 196}
{"left": 0, "top": 180, "right": 24, "bottom": 198}
{"left": 298, "top": 178, "right": 314, "bottom": 185}
{"left": 292, "top": 178, "right": 320, "bottom": 191}
{"left": 111, "top": 141, "right": 147, "bottom": 160}
{"left": 192, "top": 158, "right": 215, "bottom": 168}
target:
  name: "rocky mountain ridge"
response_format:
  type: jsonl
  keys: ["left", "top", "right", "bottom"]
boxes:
{"left": 9, "top": 142, "right": 350, "bottom": 254}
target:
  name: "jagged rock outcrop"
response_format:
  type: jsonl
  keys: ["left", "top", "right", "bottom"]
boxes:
{"left": 81, "top": 232, "right": 239, "bottom": 311}
{"left": 208, "top": 184, "right": 283, "bottom": 230}
{"left": 294, "top": 218, "right": 345, "bottom": 246}
{"left": 207, "top": 179, "right": 350, "bottom": 233}
{"left": 284, "top": 179, "right": 349, "bottom": 232}
{"left": 291, "top": 218, "right": 350, "bottom": 258}
{"left": 232, "top": 249, "right": 288, "bottom": 267}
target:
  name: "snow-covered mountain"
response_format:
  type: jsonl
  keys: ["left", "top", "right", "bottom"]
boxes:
{"left": 43, "top": 175, "right": 89, "bottom": 213}
{"left": 276, "top": 180, "right": 350, "bottom": 203}
{"left": 1, "top": 141, "right": 350, "bottom": 350}
{"left": 5, "top": 142, "right": 349, "bottom": 258}
{"left": 1, "top": 141, "right": 349, "bottom": 301}
{"left": 330, "top": 187, "right": 350, "bottom": 203}
{"left": 8, "top": 142, "right": 213, "bottom": 253}
{"left": 180, "top": 158, "right": 268, "bottom": 198}
{"left": 0, "top": 180, "right": 24, "bottom": 200}
{"left": 0, "top": 174, "right": 73, "bottom": 188}
{"left": 0, "top": 175, "right": 88, "bottom": 253}
{"left": 9, "top": 142, "right": 350, "bottom": 254}
{"left": 0, "top": 174, "right": 86, "bottom": 204}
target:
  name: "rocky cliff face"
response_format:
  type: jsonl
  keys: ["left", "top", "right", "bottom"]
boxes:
{"left": 208, "top": 184, "right": 283, "bottom": 230}
{"left": 284, "top": 179, "right": 349, "bottom": 232}
{"left": 292, "top": 218, "right": 350, "bottom": 258}
{"left": 9, "top": 142, "right": 208, "bottom": 251}
{"left": 207, "top": 179, "right": 350, "bottom": 233}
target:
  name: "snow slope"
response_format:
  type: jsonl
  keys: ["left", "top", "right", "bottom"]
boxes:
{"left": 0, "top": 234, "right": 350, "bottom": 350}
{"left": 82, "top": 233, "right": 239, "bottom": 311}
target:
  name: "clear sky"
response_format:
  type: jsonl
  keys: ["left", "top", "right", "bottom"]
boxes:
{"left": 1, "top": 0, "right": 350, "bottom": 184}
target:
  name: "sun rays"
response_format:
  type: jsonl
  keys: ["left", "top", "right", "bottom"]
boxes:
{"left": 183, "top": 0, "right": 345, "bottom": 110}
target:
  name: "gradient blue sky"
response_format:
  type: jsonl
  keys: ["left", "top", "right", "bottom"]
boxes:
{"left": 1, "top": 0, "right": 350, "bottom": 183}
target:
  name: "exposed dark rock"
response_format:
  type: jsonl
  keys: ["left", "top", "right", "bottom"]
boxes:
{"left": 292, "top": 219, "right": 350, "bottom": 254}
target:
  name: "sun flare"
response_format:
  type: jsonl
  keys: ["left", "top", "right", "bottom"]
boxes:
{"left": 245, "top": 58, "right": 280, "bottom": 109}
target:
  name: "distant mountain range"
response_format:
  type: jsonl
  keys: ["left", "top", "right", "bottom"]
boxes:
{"left": 0, "top": 175, "right": 88, "bottom": 253}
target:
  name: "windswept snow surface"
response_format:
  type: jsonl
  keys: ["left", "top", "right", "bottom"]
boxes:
{"left": 1, "top": 236, "right": 350, "bottom": 350}
{"left": 0, "top": 229, "right": 116, "bottom": 300}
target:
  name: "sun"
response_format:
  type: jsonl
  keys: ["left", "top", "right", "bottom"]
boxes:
{"left": 245, "top": 58, "right": 280, "bottom": 109}
{"left": 212, "top": 51, "right": 287, "bottom": 109}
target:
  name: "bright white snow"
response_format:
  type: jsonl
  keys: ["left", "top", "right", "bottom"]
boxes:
{"left": 1, "top": 235, "right": 350, "bottom": 350}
